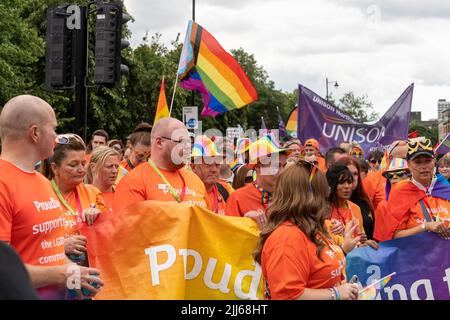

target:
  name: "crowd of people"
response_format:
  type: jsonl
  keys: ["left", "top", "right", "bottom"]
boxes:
{"left": 1, "top": 94, "right": 450, "bottom": 300}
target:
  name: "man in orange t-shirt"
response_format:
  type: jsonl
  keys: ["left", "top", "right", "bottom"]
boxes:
{"left": 113, "top": 118, "right": 207, "bottom": 211}
{"left": 225, "top": 136, "right": 287, "bottom": 228}
{"left": 0, "top": 95, "right": 102, "bottom": 300}
{"left": 191, "top": 136, "right": 234, "bottom": 215}
{"left": 303, "top": 139, "right": 327, "bottom": 172}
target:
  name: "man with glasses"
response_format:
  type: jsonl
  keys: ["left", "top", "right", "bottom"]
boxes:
{"left": 0, "top": 95, "right": 103, "bottom": 299}
{"left": 225, "top": 136, "right": 288, "bottom": 229}
{"left": 113, "top": 118, "right": 207, "bottom": 211}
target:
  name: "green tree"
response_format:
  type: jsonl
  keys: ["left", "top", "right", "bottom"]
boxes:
{"left": 338, "top": 92, "right": 379, "bottom": 123}
{"left": 0, "top": 0, "right": 44, "bottom": 104}
{"left": 409, "top": 122, "right": 438, "bottom": 145}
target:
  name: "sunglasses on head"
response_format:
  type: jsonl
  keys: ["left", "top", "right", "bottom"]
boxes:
{"left": 55, "top": 134, "right": 84, "bottom": 145}
{"left": 369, "top": 159, "right": 382, "bottom": 164}
{"left": 384, "top": 170, "right": 409, "bottom": 180}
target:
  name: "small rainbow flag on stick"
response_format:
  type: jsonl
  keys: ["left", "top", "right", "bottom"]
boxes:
{"left": 154, "top": 77, "right": 170, "bottom": 125}
{"left": 177, "top": 20, "right": 258, "bottom": 117}
{"left": 358, "top": 272, "right": 396, "bottom": 300}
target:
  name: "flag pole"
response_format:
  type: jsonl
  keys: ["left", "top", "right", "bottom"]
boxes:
{"left": 169, "top": 72, "right": 179, "bottom": 116}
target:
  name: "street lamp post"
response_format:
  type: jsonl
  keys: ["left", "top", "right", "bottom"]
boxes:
{"left": 326, "top": 77, "right": 339, "bottom": 102}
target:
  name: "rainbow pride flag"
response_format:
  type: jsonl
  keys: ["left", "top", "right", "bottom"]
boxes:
{"left": 286, "top": 107, "right": 298, "bottom": 138}
{"left": 154, "top": 77, "right": 170, "bottom": 125}
{"left": 177, "top": 20, "right": 258, "bottom": 117}
{"left": 358, "top": 272, "right": 396, "bottom": 300}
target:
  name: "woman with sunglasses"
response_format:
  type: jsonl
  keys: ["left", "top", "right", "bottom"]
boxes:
{"left": 367, "top": 150, "right": 384, "bottom": 172}
{"left": 41, "top": 134, "right": 109, "bottom": 266}
{"left": 85, "top": 146, "right": 121, "bottom": 209}
{"left": 373, "top": 158, "right": 411, "bottom": 241}
{"left": 120, "top": 123, "right": 152, "bottom": 173}
{"left": 254, "top": 159, "right": 360, "bottom": 300}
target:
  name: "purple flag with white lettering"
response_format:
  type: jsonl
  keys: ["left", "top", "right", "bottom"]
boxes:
{"left": 297, "top": 84, "right": 414, "bottom": 155}
{"left": 435, "top": 133, "right": 450, "bottom": 155}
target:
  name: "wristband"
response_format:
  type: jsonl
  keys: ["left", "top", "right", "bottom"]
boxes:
{"left": 334, "top": 287, "right": 341, "bottom": 300}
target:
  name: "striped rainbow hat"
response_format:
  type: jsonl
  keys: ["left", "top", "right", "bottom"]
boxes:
{"left": 248, "top": 135, "right": 287, "bottom": 164}
{"left": 384, "top": 158, "right": 409, "bottom": 172}
{"left": 191, "top": 135, "right": 222, "bottom": 158}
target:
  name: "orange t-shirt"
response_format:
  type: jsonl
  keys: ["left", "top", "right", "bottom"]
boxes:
{"left": 262, "top": 221, "right": 345, "bottom": 300}
{"left": 99, "top": 191, "right": 114, "bottom": 209}
{"left": 330, "top": 200, "right": 365, "bottom": 243}
{"left": 0, "top": 159, "right": 69, "bottom": 299}
{"left": 113, "top": 162, "right": 207, "bottom": 211}
{"left": 363, "top": 171, "right": 386, "bottom": 210}
{"left": 317, "top": 156, "right": 327, "bottom": 173}
{"left": 225, "top": 183, "right": 266, "bottom": 217}
{"left": 205, "top": 182, "right": 234, "bottom": 215}
{"left": 61, "top": 183, "right": 109, "bottom": 230}
{"left": 396, "top": 196, "right": 450, "bottom": 231}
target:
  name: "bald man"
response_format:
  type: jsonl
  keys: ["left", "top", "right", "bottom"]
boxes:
{"left": 113, "top": 118, "right": 208, "bottom": 210}
{"left": 0, "top": 95, "right": 103, "bottom": 299}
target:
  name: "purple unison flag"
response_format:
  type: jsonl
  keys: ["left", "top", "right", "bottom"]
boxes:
{"left": 297, "top": 84, "right": 414, "bottom": 155}
{"left": 435, "top": 133, "right": 450, "bottom": 155}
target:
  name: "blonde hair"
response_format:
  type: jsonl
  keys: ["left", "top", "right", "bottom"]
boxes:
{"left": 85, "top": 146, "right": 120, "bottom": 184}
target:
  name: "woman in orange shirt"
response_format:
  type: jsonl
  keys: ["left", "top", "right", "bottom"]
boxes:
{"left": 41, "top": 134, "right": 108, "bottom": 266}
{"left": 254, "top": 159, "right": 360, "bottom": 300}
{"left": 326, "top": 164, "right": 368, "bottom": 246}
{"left": 85, "top": 146, "right": 121, "bottom": 209}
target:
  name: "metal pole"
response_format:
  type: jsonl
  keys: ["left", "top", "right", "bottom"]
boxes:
{"left": 191, "top": 0, "right": 195, "bottom": 107}
{"left": 326, "top": 77, "right": 329, "bottom": 102}
{"left": 169, "top": 73, "right": 179, "bottom": 116}
{"left": 74, "top": 6, "right": 88, "bottom": 142}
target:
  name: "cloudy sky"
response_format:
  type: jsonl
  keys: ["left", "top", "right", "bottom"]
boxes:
{"left": 125, "top": 0, "right": 450, "bottom": 121}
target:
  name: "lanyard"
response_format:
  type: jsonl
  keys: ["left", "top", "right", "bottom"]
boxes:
{"left": 51, "top": 179, "right": 82, "bottom": 216}
{"left": 126, "top": 158, "right": 135, "bottom": 170}
{"left": 253, "top": 182, "right": 270, "bottom": 209}
{"left": 148, "top": 159, "right": 186, "bottom": 203}
{"left": 211, "top": 184, "right": 221, "bottom": 213}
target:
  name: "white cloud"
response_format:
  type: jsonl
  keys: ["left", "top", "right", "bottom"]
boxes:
{"left": 125, "top": 0, "right": 450, "bottom": 121}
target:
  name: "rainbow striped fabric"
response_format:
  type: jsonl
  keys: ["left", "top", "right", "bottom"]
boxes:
{"left": 358, "top": 272, "right": 395, "bottom": 300}
{"left": 177, "top": 20, "right": 258, "bottom": 117}
{"left": 286, "top": 107, "right": 298, "bottom": 138}
{"left": 191, "top": 135, "right": 221, "bottom": 158}
{"left": 154, "top": 77, "right": 170, "bottom": 125}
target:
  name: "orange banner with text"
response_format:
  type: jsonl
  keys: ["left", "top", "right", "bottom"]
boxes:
{"left": 82, "top": 201, "right": 264, "bottom": 300}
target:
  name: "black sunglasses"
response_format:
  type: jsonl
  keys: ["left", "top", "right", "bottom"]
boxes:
{"left": 369, "top": 159, "right": 382, "bottom": 164}
{"left": 384, "top": 170, "right": 409, "bottom": 180}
